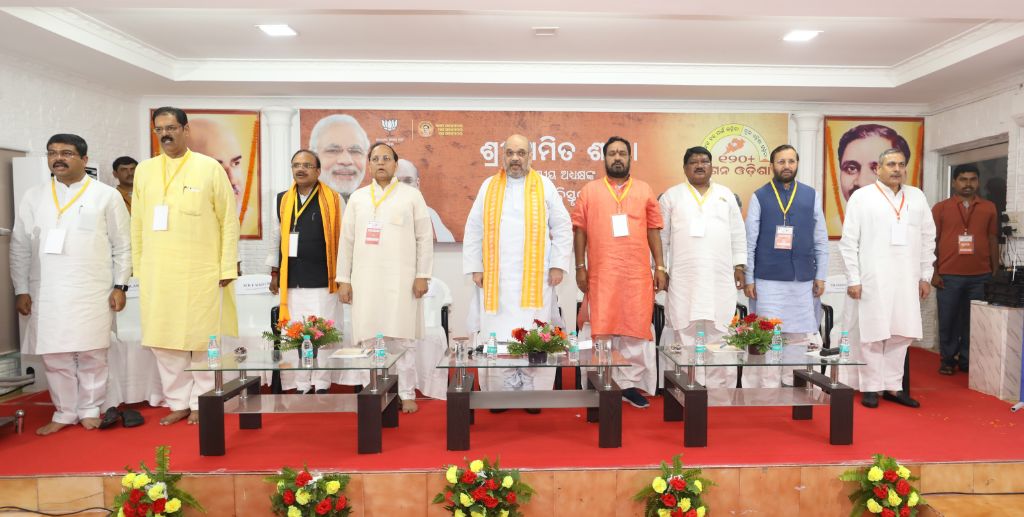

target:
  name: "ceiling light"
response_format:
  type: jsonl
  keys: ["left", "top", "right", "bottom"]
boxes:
{"left": 257, "top": 24, "right": 297, "bottom": 37}
{"left": 783, "top": 30, "right": 822, "bottom": 42}
{"left": 533, "top": 26, "right": 559, "bottom": 37}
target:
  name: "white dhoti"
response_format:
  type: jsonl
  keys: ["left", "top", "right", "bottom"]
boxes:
{"left": 675, "top": 322, "right": 737, "bottom": 388}
{"left": 279, "top": 287, "right": 340, "bottom": 392}
{"left": 740, "top": 332, "right": 821, "bottom": 388}
{"left": 43, "top": 349, "right": 108, "bottom": 424}
{"left": 858, "top": 335, "right": 913, "bottom": 392}
{"left": 151, "top": 348, "right": 214, "bottom": 411}
{"left": 385, "top": 338, "right": 417, "bottom": 400}
{"left": 599, "top": 335, "right": 653, "bottom": 394}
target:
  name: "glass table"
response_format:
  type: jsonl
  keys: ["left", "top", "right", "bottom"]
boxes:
{"left": 437, "top": 342, "right": 630, "bottom": 451}
{"left": 658, "top": 345, "right": 864, "bottom": 447}
{"left": 187, "top": 348, "right": 405, "bottom": 456}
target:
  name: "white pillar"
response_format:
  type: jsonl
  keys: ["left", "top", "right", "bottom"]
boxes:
{"left": 792, "top": 112, "right": 824, "bottom": 190}
{"left": 262, "top": 106, "right": 297, "bottom": 197}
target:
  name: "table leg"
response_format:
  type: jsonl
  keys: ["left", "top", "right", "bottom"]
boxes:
{"left": 382, "top": 374, "right": 399, "bottom": 429}
{"left": 357, "top": 380, "right": 384, "bottom": 454}
{"left": 663, "top": 371, "right": 684, "bottom": 422}
{"left": 198, "top": 391, "right": 226, "bottom": 456}
{"left": 792, "top": 370, "right": 813, "bottom": 421}
{"left": 585, "top": 370, "right": 599, "bottom": 423}
{"left": 239, "top": 377, "right": 262, "bottom": 430}
{"left": 593, "top": 371, "right": 622, "bottom": 448}
{"left": 682, "top": 382, "right": 708, "bottom": 447}
{"left": 447, "top": 371, "right": 474, "bottom": 450}
{"left": 830, "top": 382, "right": 854, "bottom": 445}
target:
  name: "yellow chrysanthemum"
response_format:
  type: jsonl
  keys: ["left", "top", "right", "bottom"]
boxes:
{"left": 454, "top": 510, "right": 465, "bottom": 517}
{"left": 287, "top": 506, "right": 301, "bottom": 517}
{"left": 897, "top": 466, "right": 911, "bottom": 479}
{"left": 325, "top": 480, "right": 341, "bottom": 495}
{"left": 867, "top": 466, "right": 884, "bottom": 482}
{"left": 164, "top": 499, "right": 181, "bottom": 513}
{"left": 470, "top": 460, "right": 484, "bottom": 473}
{"left": 117, "top": 509, "right": 125, "bottom": 517}
{"left": 502, "top": 476, "right": 514, "bottom": 489}
{"left": 460, "top": 492, "right": 474, "bottom": 507}
{"left": 446, "top": 466, "right": 459, "bottom": 484}
{"left": 678, "top": 498, "right": 691, "bottom": 511}
{"left": 908, "top": 491, "right": 919, "bottom": 507}
{"left": 696, "top": 507, "right": 706, "bottom": 517}
{"left": 866, "top": 498, "right": 883, "bottom": 513}
{"left": 121, "top": 473, "right": 136, "bottom": 488}
{"left": 147, "top": 482, "right": 167, "bottom": 501}
{"left": 693, "top": 480, "right": 703, "bottom": 493}
{"left": 887, "top": 489, "right": 902, "bottom": 507}
{"left": 652, "top": 477, "right": 667, "bottom": 494}
{"left": 132, "top": 473, "right": 151, "bottom": 489}
{"left": 471, "top": 511, "right": 485, "bottom": 517}
{"left": 500, "top": 511, "right": 509, "bottom": 517}
{"left": 295, "top": 489, "right": 310, "bottom": 505}
{"left": 657, "top": 509, "right": 672, "bottom": 517}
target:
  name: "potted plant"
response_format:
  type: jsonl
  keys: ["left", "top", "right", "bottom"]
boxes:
{"left": 508, "top": 319, "right": 569, "bottom": 364}
{"left": 432, "top": 457, "right": 535, "bottom": 516}
{"left": 839, "top": 454, "right": 925, "bottom": 517}
{"left": 266, "top": 466, "right": 352, "bottom": 517}
{"left": 111, "top": 446, "right": 202, "bottom": 517}
{"left": 263, "top": 315, "right": 342, "bottom": 357}
{"left": 633, "top": 455, "right": 713, "bottom": 517}
{"left": 723, "top": 313, "right": 782, "bottom": 355}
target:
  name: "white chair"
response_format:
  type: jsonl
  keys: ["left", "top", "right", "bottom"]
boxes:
{"left": 107, "top": 279, "right": 164, "bottom": 408}
{"left": 415, "top": 277, "right": 453, "bottom": 399}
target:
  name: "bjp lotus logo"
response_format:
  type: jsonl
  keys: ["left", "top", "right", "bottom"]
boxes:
{"left": 381, "top": 119, "right": 398, "bottom": 133}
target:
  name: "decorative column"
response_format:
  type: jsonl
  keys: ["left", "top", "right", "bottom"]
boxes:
{"left": 792, "top": 112, "right": 824, "bottom": 189}
{"left": 262, "top": 106, "right": 297, "bottom": 196}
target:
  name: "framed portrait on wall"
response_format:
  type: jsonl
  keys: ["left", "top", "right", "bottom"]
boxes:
{"left": 822, "top": 116, "right": 924, "bottom": 239}
{"left": 149, "top": 109, "right": 262, "bottom": 239}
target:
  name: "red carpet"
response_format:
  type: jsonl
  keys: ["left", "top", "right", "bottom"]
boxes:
{"left": 2, "top": 348, "right": 1022, "bottom": 476}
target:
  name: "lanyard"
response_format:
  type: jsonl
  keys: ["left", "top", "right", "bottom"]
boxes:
{"left": 686, "top": 182, "right": 713, "bottom": 210}
{"left": 603, "top": 176, "right": 632, "bottom": 211}
{"left": 874, "top": 183, "right": 906, "bottom": 220}
{"left": 162, "top": 150, "right": 192, "bottom": 198}
{"left": 770, "top": 180, "right": 798, "bottom": 224}
{"left": 957, "top": 198, "right": 975, "bottom": 233}
{"left": 370, "top": 179, "right": 398, "bottom": 210}
{"left": 292, "top": 185, "right": 319, "bottom": 230}
{"left": 51, "top": 177, "right": 91, "bottom": 219}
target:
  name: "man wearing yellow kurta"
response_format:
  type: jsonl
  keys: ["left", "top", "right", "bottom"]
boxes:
{"left": 337, "top": 143, "right": 433, "bottom": 413}
{"left": 131, "top": 107, "right": 240, "bottom": 426}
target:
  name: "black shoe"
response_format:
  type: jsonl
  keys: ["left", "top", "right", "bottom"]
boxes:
{"left": 622, "top": 388, "right": 650, "bottom": 408}
{"left": 938, "top": 365, "right": 955, "bottom": 375}
{"left": 122, "top": 408, "right": 145, "bottom": 428}
{"left": 489, "top": 408, "right": 508, "bottom": 414}
{"left": 315, "top": 388, "right": 329, "bottom": 394}
{"left": 861, "top": 392, "right": 879, "bottom": 408}
{"left": 99, "top": 407, "right": 121, "bottom": 429}
{"left": 524, "top": 408, "right": 541, "bottom": 414}
{"left": 353, "top": 385, "right": 363, "bottom": 394}
{"left": 883, "top": 391, "right": 920, "bottom": 408}
{"left": 958, "top": 364, "right": 969, "bottom": 374}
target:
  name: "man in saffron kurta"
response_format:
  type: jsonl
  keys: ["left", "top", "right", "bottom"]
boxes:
{"left": 573, "top": 136, "right": 667, "bottom": 409}
{"left": 337, "top": 143, "right": 433, "bottom": 413}
{"left": 131, "top": 107, "right": 240, "bottom": 426}
{"left": 464, "top": 134, "right": 573, "bottom": 402}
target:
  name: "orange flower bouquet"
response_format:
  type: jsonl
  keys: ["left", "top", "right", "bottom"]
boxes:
{"left": 507, "top": 319, "right": 569, "bottom": 355}
{"left": 724, "top": 313, "right": 783, "bottom": 354}
{"left": 263, "top": 315, "right": 342, "bottom": 351}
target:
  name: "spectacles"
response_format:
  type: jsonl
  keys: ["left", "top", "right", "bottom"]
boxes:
{"left": 686, "top": 159, "right": 712, "bottom": 166}
{"left": 291, "top": 163, "right": 318, "bottom": 170}
{"left": 505, "top": 149, "right": 529, "bottom": 159}
{"left": 152, "top": 125, "right": 182, "bottom": 135}
{"left": 46, "top": 150, "right": 78, "bottom": 159}
{"left": 369, "top": 155, "right": 394, "bottom": 163}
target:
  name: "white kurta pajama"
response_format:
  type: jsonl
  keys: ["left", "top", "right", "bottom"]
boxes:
{"left": 10, "top": 177, "right": 131, "bottom": 424}
{"left": 660, "top": 182, "right": 746, "bottom": 388}
{"left": 839, "top": 182, "right": 936, "bottom": 393}
{"left": 463, "top": 174, "right": 573, "bottom": 392}
{"left": 337, "top": 178, "right": 433, "bottom": 399}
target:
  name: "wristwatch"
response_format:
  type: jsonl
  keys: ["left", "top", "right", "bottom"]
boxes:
{"left": 656, "top": 266, "right": 668, "bottom": 273}
{"left": 114, "top": 284, "right": 129, "bottom": 292}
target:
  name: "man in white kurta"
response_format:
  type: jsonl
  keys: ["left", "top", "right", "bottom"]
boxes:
{"left": 661, "top": 146, "right": 747, "bottom": 388}
{"left": 337, "top": 143, "right": 433, "bottom": 413}
{"left": 839, "top": 149, "right": 935, "bottom": 409}
{"left": 132, "top": 107, "right": 240, "bottom": 425}
{"left": 464, "top": 134, "right": 573, "bottom": 402}
{"left": 10, "top": 134, "right": 131, "bottom": 435}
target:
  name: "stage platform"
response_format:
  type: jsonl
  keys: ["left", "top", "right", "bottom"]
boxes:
{"left": 1, "top": 348, "right": 1022, "bottom": 516}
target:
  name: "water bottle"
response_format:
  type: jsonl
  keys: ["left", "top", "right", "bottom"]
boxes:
{"left": 486, "top": 332, "right": 498, "bottom": 360}
{"left": 568, "top": 331, "right": 579, "bottom": 363}
{"left": 301, "top": 335, "right": 314, "bottom": 368}
{"left": 207, "top": 335, "right": 220, "bottom": 368}
{"left": 373, "top": 333, "right": 387, "bottom": 366}
{"left": 770, "top": 326, "right": 783, "bottom": 364}
{"left": 694, "top": 331, "right": 706, "bottom": 366}
{"left": 839, "top": 330, "right": 851, "bottom": 363}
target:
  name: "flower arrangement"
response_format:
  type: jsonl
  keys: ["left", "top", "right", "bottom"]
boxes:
{"left": 111, "top": 446, "right": 201, "bottom": 517}
{"left": 633, "top": 455, "right": 713, "bottom": 517}
{"left": 839, "top": 454, "right": 925, "bottom": 517}
{"left": 432, "top": 457, "right": 535, "bottom": 517}
{"left": 724, "top": 313, "right": 783, "bottom": 354}
{"left": 265, "top": 466, "right": 352, "bottom": 517}
{"left": 263, "top": 315, "right": 342, "bottom": 351}
{"left": 507, "top": 319, "right": 568, "bottom": 355}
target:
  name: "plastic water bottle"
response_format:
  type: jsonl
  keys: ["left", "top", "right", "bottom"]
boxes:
{"left": 568, "top": 331, "right": 579, "bottom": 363}
{"left": 373, "top": 333, "right": 387, "bottom": 366}
{"left": 770, "top": 326, "right": 783, "bottom": 364}
{"left": 694, "top": 331, "right": 706, "bottom": 366}
{"left": 839, "top": 331, "right": 851, "bottom": 363}
{"left": 301, "top": 335, "right": 314, "bottom": 368}
{"left": 486, "top": 332, "right": 498, "bottom": 360}
{"left": 207, "top": 335, "right": 220, "bottom": 368}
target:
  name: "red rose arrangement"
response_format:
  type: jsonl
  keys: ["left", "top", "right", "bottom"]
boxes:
{"left": 840, "top": 454, "right": 925, "bottom": 517}
{"left": 433, "top": 457, "right": 535, "bottom": 516}
{"left": 507, "top": 319, "right": 569, "bottom": 355}
{"left": 111, "top": 446, "right": 202, "bottom": 517}
{"left": 724, "top": 313, "right": 783, "bottom": 354}
{"left": 266, "top": 466, "right": 351, "bottom": 517}
{"left": 633, "top": 455, "right": 714, "bottom": 517}
{"left": 263, "top": 314, "right": 342, "bottom": 351}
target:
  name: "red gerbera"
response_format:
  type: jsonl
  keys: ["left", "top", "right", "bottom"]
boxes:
{"left": 669, "top": 477, "right": 687, "bottom": 491}
{"left": 881, "top": 509, "right": 896, "bottom": 517}
{"left": 884, "top": 470, "right": 899, "bottom": 482}
{"left": 315, "top": 498, "right": 332, "bottom": 515}
{"left": 743, "top": 313, "right": 759, "bottom": 323}
{"left": 283, "top": 489, "right": 295, "bottom": 505}
{"left": 152, "top": 498, "right": 166, "bottom": 514}
{"left": 128, "top": 489, "right": 143, "bottom": 504}
{"left": 661, "top": 493, "right": 677, "bottom": 507}
{"left": 295, "top": 470, "right": 313, "bottom": 487}
{"left": 483, "top": 496, "right": 499, "bottom": 508}
{"left": 758, "top": 320, "right": 775, "bottom": 331}
{"left": 511, "top": 328, "right": 526, "bottom": 342}
{"left": 461, "top": 470, "right": 477, "bottom": 484}
{"left": 335, "top": 495, "right": 348, "bottom": 510}
{"left": 484, "top": 478, "right": 498, "bottom": 490}
{"left": 506, "top": 492, "right": 517, "bottom": 503}
{"left": 873, "top": 485, "right": 889, "bottom": 499}
{"left": 900, "top": 507, "right": 910, "bottom": 517}
{"left": 895, "top": 479, "right": 911, "bottom": 496}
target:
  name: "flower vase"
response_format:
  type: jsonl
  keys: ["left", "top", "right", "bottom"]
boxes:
{"left": 528, "top": 351, "right": 548, "bottom": 365}
{"left": 748, "top": 345, "right": 766, "bottom": 356}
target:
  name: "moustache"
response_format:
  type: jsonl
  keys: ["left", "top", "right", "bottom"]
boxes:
{"left": 161, "top": 136, "right": 173, "bottom": 144}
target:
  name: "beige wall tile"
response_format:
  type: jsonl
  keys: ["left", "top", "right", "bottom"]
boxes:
{"left": 234, "top": 474, "right": 276, "bottom": 517}
{"left": 800, "top": 466, "right": 853, "bottom": 517}
{"left": 701, "top": 468, "right": 740, "bottom": 516}
{"left": 520, "top": 470, "right": 554, "bottom": 516}
{"left": 0, "top": 478, "right": 37, "bottom": 510}
{"left": 738, "top": 467, "right": 802, "bottom": 515}
{"left": 363, "top": 473, "right": 427, "bottom": 517}
{"left": 973, "top": 463, "right": 1024, "bottom": 493}
{"left": 615, "top": 469, "right": 660, "bottom": 517}
{"left": 919, "top": 463, "right": 974, "bottom": 494}
{"left": 178, "top": 475, "right": 235, "bottom": 517}
{"left": 37, "top": 476, "right": 102, "bottom": 512}
{"left": 554, "top": 470, "right": 617, "bottom": 515}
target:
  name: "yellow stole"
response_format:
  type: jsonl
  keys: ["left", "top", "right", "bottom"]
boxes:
{"left": 278, "top": 180, "right": 341, "bottom": 323}
{"left": 482, "top": 169, "right": 546, "bottom": 313}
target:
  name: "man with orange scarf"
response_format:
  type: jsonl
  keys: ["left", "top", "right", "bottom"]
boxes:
{"left": 464, "top": 134, "right": 573, "bottom": 408}
{"left": 267, "top": 149, "right": 342, "bottom": 394}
